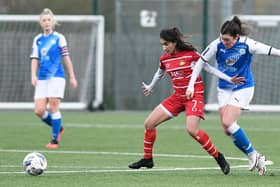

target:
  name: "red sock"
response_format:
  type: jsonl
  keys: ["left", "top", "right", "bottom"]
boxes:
{"left": 143, "top": 128, "right": 156, "bottom": 159}
{"left": 193, "top": 130, "right": 219, "bottom": 158}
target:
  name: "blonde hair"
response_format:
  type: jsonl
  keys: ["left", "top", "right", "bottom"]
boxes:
{"left": 40, "top": 8, "right": 59, "bottom": 28}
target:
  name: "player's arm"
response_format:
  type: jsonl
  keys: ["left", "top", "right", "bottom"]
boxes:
{"left": 247, "top": 37, "right": 280, "bottom": 56}
{"left": 31, "top": 58, "right": 39, "bottom": 87}
{"left": 63, "top": 55, "right": 78, "bottom": 89}
{"left": 59, "top": 34, "right": 78, "bottom": 89}
{"left": 186, "top": 39, "right": 219, "bottom": 99}
{"left": 30, "top": 37, "right": 39, "bottom": 87}
{"left": 203, "top": 63, "right": 245, "bottom": 84}
{"left": 142, "top": 68, "right": 164, "bottom": 96}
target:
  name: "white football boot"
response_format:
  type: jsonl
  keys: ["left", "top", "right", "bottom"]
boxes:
{"left": 256, "top": 154, "right": 267, "bottom": 176}
{"left": 248, "top": 151, "right": 258, "bottom": 171}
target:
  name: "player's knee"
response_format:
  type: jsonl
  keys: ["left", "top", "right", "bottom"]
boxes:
{"left": 186, "top": 125, "right": 196, "bottom": 137}
{"left": 34, "top": 108, "right": 45, "bottom": 117}
{"left": 186, "top": 129, "right": 195, "bottom": 137}
{"left": 144, "top": 119, "right": 155, "bottom": 130}
{"left": 221, "top": 119, "right": 233, "bottom": 136}
{"left": 144, "top": 121, "right": 152, "bottom": 130}
{"left": 221, "top": 117, "right": 232, "bottom": 128}
{"left": 48, "top": 99, "right": 60, "bottom": 111}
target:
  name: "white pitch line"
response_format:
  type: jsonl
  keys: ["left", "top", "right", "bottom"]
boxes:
{"left": 0, "top": 149, "right": 248, "bottom": 161}
{"left": 0, "top": 149, "right": 274, "bottom": 165}
{"left": 0, "top": 148, "right": 274, "bottom": 175}
{"left": 0, "top": 164, "right": 278, "bottom": 175}
{"left": 4, "top": 122, "right": 280, "bottom": 132}
{"left": 2, "top": 164, "right": 279, "bottom": 175}
{"left": 0, "top": 165, "right": 247, "bottom": 175}
{"left": 64, "top": 123, "right": 280, "bottom": 132}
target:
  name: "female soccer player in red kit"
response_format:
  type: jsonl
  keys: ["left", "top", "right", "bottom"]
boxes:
{"left": 128, "top": 27, "right": 244, "bottom": 175}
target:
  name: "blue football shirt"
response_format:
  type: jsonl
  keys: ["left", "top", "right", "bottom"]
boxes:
{"left": 30, "top": 31, "right": 69, "bottom": 80}
{"left": 200, "top": 36, "right": 272, "bottom": 91}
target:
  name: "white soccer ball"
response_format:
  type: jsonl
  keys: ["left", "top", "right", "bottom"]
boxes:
{"left": 23, "top": 152, "right": 47, "bottom": 176}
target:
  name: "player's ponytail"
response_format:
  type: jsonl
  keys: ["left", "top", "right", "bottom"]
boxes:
{"left": 160, "top": 27, "right": 196, "bottom": 51}
{"left": 221, "top": 16, "right": 251, "bottom": 37}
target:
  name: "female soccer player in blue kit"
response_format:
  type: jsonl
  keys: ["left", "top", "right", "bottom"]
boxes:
{"left": 186, "top": 16, "right": 280, "bottom": 176}
{"left": 30, "top": 8, "right": 78, "bottom": 149}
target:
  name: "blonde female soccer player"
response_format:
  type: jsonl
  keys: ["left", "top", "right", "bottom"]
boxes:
{"left": 30, "top": 8, "right": 78, "bottom": 149}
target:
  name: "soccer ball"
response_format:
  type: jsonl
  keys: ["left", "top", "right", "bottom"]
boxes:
{"left": 23, "top": 152, "right": 47, "bottom": 176}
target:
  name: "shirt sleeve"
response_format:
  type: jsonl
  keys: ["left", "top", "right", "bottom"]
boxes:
{"left": 159, "top": 60, "right": 165, "bottom": 70}
{"left": 58, "top": 34, "right": 70, "bottom": 56}
{"left": 146, "top": 68, "right": 165, "bottom": 91}
{"left": 200, "top": 38, "right": 220, "bottom": 62}
{"left": 246, "top": 37, "right": 272, "bottom": 55}
{"left": 187, "top": 38, "right": 219, "bottom": 92}
{"left": 203, "top": 62, "right": 232, "bottom": 83}
{"left": 30, "top": 36, "right": 39, "bottom": 59}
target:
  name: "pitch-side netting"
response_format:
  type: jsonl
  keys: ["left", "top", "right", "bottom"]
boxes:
{"left": 0, "top": 15, "right": 104, "bottom": 110}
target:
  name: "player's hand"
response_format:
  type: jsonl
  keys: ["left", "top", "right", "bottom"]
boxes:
{"left": 231, "top": 76, "right": 245, "bottom": 85}
{"left": 70, "top": 77, "right": 78, "bottom": 89}
{"left": 185, "top": 89, "right": 194, "bottom": 100}
{"left": 142, "top": 82, "right": 152, "bottom": 96}
{"left": 31, "top": 76, "right": 38, "bottom": 87}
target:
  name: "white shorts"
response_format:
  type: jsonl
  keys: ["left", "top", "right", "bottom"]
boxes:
{"left": 34, "top": 77, "right": 66, "bottom": 99}
{"left": 217, "top": 87, "right": 254, "bottom": 109}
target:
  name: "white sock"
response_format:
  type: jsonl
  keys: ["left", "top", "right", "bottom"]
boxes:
{"left": 248, "top": 150, "right": 257, "bottom": 159}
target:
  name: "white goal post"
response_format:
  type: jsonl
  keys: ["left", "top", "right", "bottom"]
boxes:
{"left": 0, "top": 15, "right": 104, "bottom": 110}
{"left": 205, "top": 15, "right": 280, "bottom": 112}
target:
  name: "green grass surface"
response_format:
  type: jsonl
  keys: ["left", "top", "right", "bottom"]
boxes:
{"left": 0, "top": 111, "right": 279, "bottom": 187}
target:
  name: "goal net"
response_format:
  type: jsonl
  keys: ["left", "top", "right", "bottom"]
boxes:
{"left": 206, "top": 15, "right": 280, "bottom": 112}
{"left": 0, "top": 15, "right": 104, "bottom": 110}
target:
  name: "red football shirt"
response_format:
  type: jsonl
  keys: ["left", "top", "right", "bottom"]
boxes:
{"left": 159, "top": 50, "right": 204, "bottom": 96}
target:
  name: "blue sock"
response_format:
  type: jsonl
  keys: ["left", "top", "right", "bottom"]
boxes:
{"left": 51, "top": 112, "right": 62, "bottom": 141}
{"left": 41, "top": 111, "right": 52, "bottom": 127}
{"left": 228, "top": 123, "right": 254, "bottom": 155}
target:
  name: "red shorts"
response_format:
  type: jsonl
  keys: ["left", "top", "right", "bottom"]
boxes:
{"left": 161, "top": 93, "right": 204, "bottom": 119}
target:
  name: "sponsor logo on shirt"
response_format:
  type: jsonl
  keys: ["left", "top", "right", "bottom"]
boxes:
{"left": 225, "top": 58, "right": 235, "bottom": 65}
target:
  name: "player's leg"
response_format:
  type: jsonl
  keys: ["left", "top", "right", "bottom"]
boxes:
{"left": 128, "top": 104, "right": 171, "bottom": 169}
{"left": 41, "top": 110, "right": 52, "bottom": 127}
{"left": 220, "top": 87, "right": 266, "bottom": 175}
{"left": 221, "top": 106, "right": 266, "bottom": 173}
{"left": 129, "top": 95, "right": 180, "bottom": 169}
{"left": 46, "top": 98, "right": 62, "bottom": 146}
{"left": 34, "top": 80, "right": 51, "bottom": 126}
{"left": 34, "top": 98, "right": 48, "bottom": 120}
{"left": 185, "top": 96, "right": 230, "bottom": 175}
{"left": 45, "top": 78, "right": 65, "bottom": 149}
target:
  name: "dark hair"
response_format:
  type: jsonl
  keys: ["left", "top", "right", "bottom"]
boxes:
{"left": 160, "top": 27, "right": 196, "bottom": 51}
{"left": 220, "top": 16, "right": 251, "bottom": 37}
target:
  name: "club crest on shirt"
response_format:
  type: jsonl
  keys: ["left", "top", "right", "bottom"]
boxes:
{"left": 179, "top": 61, "right": 186, "bottom": 66}
{"left": 41, "top": 48, "right": 47, "bottom": 56}
{"left": 239, "top": 48, "right": 246, "bottom": 54}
